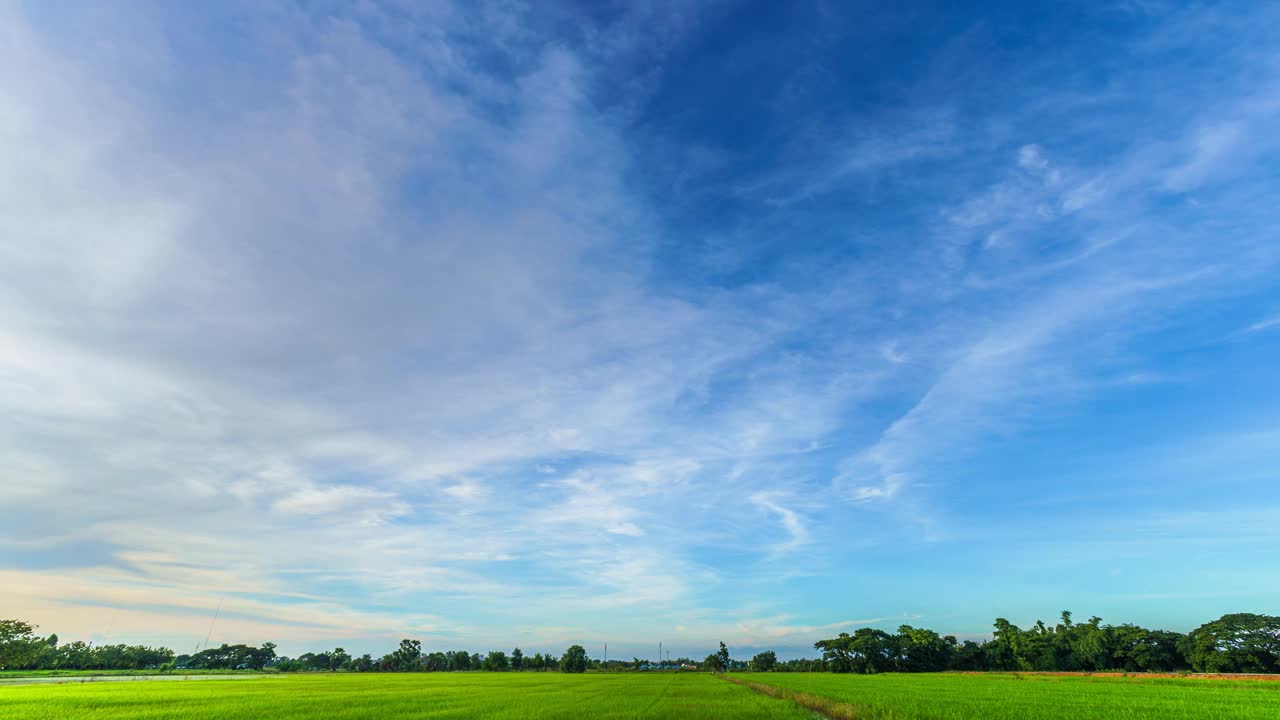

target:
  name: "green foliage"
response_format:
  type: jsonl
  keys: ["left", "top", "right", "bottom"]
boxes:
{"left": 446, "top": 650, "right": 473, "bottom": 671}
{"left": 5, "top": 610, "right": 1277, "bottom": 678}
{"left": 482, "top": 651, "right": 510, "bottom": 671}
{"left": 806, "top": 611, "right": 1274, "bottom": 675}
{"left": 716, "top": 642, "right": 731, "bottom": 673}
{"left": 183, "top": 643, "right": 272, "bottom": 670}
{"left": 559, "top": 645, "right": 588, "bottom": 673}
{"left": 815, "top": 628, "right": 897, "bottom": 674}
{"left": 751, "top": 650, "right": 778, "bottom": 672}
{"left": 2, "top": 621, "right": 176, "bottom": 672}
{"left": 0, "top": 620, "right": 41, "bottom": 670}
{"left": 1183, "top": 613, "right": 1280, "bottom": 673}
{"left": 390, "top": 639, "right": 421, "bottom": 671}
{"left": 897, "top": 625, "right": 953, "bottom": 672}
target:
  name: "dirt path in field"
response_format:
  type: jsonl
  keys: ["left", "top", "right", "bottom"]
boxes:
{"left": 716, "top": 674, "right": 858, "bottom": 720}
{"left": 0, "top": 674, "right": 274, "bottom": 686}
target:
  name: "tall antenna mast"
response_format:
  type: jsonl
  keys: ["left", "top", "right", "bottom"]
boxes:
{"left": 201, "top": 599, "right": 223, "bottom": 652}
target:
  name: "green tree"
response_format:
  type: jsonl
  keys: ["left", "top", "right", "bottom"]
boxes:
{"left": 896, "top": 625, "right": 953, "bottom": 672}
{"left": 1109, "top": 624, "right": 1186, "bottom": 671}
{"left": 1183, "top": 613, "right": 1280, "bottom": 673}
{"left": 422, "top": 652, "right": 447, "bottom": 671}
{"left": 815, "top": 633, "right": 855, "bottom": 673}
{"left": 0, "top": 619, "right": 41, "bottom": 670}
{"left": 392, "top": 639, "right": 421, "bottom": 671}
{"left": 560, "top": 644, "right": 588, "bottom": 673}
{"left": 815, "top": 628, "right": 897, "bottom": 673}
{"left": 511, "top": 647, "right": 523, "bottom": 670}
{"left": 751, "top": 650, "right": 777, "bottom": 671}
{"left": 1065, "top": 615, "right": 1111, "bottom": 671}
{"left": 988, "top": 618, "right": 1025, "bottom": 670}
{"left": 715, "top": 642, "right": 730, "bottom": 672}
{"left": 482, "top": 650, "right": 510, "bottom": 671}
{"left": 949, "top": 640, "right": 987, "bottom": 671}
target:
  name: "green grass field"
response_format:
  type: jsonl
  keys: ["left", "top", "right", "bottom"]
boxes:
{"left": 0, "top": 673, "right": 810, "bottom": 720}
{"left": 736, "top": 671, "right": 1280, "bottom": 719}
{"left": 2, "top": 672, "right": 1278, "bottom": 719}
{"left": 0, "top": 669, "right": 260, "bottom": 678}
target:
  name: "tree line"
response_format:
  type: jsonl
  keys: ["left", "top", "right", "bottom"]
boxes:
{"left": 0, "top": 622, "right": 174, "bottom": 671}
{"left": 3, "top": 611, "right": 1277, "bottom": 674}
{"left": 808, "top": 612, "right": 1280, "bottom": 674}
{"left": 0, "top": 619, "right": 596, "bottom": 674}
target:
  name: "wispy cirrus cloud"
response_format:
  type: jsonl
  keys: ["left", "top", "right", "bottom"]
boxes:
{"left": 1245, "top": 314, "right": 1280, "bottom": 335}
{"left": 0, "top": 0, "right": 861, "bottom": 653}
{"left": 3, "top": 0, "right": 1280, "bottom": 658}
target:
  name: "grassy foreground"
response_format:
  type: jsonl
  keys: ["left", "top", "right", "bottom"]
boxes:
{"left": 733, "top": 671, "right": 1280, "bottom": 720}
{"left": 0, "top": 672, "right": 811, "bottom": 720}
{"left": 0, "top": 669, "right": 261, "bottom": 678}
{"left": 4, "top": 671, "right": 1279, "bottom": 719}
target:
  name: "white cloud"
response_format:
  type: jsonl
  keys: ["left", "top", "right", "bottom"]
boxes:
{"left": 749, "top": 492, "right": 811, "bottom": 555}
{"left": 1162, "top": 122, "right": 1245, "bottom": 192}
{"left": 272, "top": 485, "right": 408, "bottom": 524}
{"left": 1246, "top": 314, "right": 1280, "bottom": 334}
{"left": 4, "top": 0, "right": 1280, "bottom": 657}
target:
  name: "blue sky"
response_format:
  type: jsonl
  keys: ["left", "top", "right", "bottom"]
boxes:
{"left": 2, "top": 0, "right": 1278, "bottom": 660}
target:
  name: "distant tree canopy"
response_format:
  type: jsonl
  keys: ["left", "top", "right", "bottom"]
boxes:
{"left": 390, "top": 639, "right": 421, "bottom": 671}
{"left": 805, "top": 612, "right": 1280, "bottom": 675}
{"left": 0, "top": 620, "right": 45, "bottom": 670}
{"left": 3, "top": 612, "right": 1277, "bottom": 675}
{"left": 1183, "top": 613, "right": 1280, "bottom": 673}
{"left": 559, "top": 644, "right": 588, "bottom": 673}
{"left": 751, "top": 650, "right": 777, "bottom": 672}
{"left": 0, "top": 618, "right": 175, "bottom": 671}
{"left": 180, "top": 643, "right": 276, "bottom": 670}
{"left": 482, "top": 651, "right": 509, "bottom": 672}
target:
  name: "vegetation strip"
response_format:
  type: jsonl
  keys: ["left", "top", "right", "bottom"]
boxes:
{"left": 6, "top": 611, "right": 1279, "bottom": 674}
{"left": 0, "top": 674, "right": 274, "bottom": 686}
{"left": 718, "top": 674, "right": 867, "bottom": 720}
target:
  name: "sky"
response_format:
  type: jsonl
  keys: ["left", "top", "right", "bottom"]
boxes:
{"left": 2, "top": 0, "right": 1279, "bottom": 661}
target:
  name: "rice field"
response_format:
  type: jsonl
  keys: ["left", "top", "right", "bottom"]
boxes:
{"left": 733, "top": 671, "right": 1280, "bottom": 720}
{"left": 1, "top": 671, "right": 1277, "bottom": 719}
{"left": 0, "top": 672, "right": 809, "bottom": 720}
